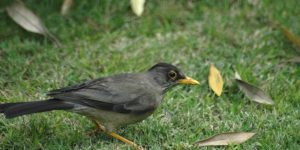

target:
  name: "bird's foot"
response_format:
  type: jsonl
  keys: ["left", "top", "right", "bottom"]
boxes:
{"left": 109, "top": 132, "right": 144, "bottom": 150}
{"left": 88, "top": 120, "right": 144, "bottom": 150}
{"left": 87, "top": 120, "right": 106, "bottom": 136}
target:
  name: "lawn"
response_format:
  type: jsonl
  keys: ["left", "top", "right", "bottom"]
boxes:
{"left": 0, "top": 0, "right": 299, "bottom": 149}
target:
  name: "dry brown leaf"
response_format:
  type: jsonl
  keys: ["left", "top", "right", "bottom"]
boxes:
{"left": 208, "top": 64, "right": 224, "bottom": 96}
{"left": 235, "top": 75, "right": 274, "bottom": 105}
{"left": 61, "top": 0, "right": 73, "bottom": 15}
{"left": 6, "top": 1, "right": 61, "bottom": 47}
{"left": 286, "top": 56, "right": 300, "bottom": 63}
{"left": 131, "top": 0, "right": 146, "bottom": 17}
{"left": 281, "top": 26, "right": 300, "bottom": 52}
{"left": 280, "top": 56, "right": 300, "bottom": 64}
{"left": 194, "top": 132, "right": 256, "bottom": 146}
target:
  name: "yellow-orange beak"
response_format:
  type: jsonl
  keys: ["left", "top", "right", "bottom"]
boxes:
{"left": 178, "top": 76, "right": 200, "bottom": 85}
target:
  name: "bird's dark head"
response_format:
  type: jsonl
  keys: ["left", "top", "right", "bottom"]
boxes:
{"left": 148, "top": 63, "right": 199, "bottom": 90}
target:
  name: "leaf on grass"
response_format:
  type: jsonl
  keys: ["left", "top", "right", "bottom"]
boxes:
{"left": 235, "top": 74, "right": 274, "bottom": 105}
{"left": 280, "top": 26, "right": 300, "bottom": 52}
{"left": 234, "top": 71, "right": 242, "bottom": 80}
{"left": 283, "top": 56, "right": 300, "bottom": 64}
{"left": 288, "top": 57, "right": 300, "bottom": 63}
{"left": 6, "top": 1, "right": 61, "bottom": 47}
{"left": 131, "top": 0, "right": 146, "bottom": 17}
{"left": 194, "top": 132, "right": 256, "bottom": 146}
{"left": 208, "top": 64, "right": 224, "bottom": 96}
{"left": 61, "top": 0, "right": 73, "bottom": 15}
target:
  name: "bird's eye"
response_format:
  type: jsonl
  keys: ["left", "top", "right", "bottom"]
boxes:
{"left": 168, "top": 70, "right": 177, "bottom": 80}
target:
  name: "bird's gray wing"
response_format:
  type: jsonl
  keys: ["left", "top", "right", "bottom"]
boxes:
{"left": 48, "top": 78, "right": 102, "bottom": 95}
{"left": 48, "top": 74, "right": 161, "bottom": 114}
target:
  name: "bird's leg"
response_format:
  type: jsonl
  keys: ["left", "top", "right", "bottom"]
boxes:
{"left": 108, "top": 132, "right": 144, "bottom": 150}
{"left": 88, "top": 120, "right": 143, "bottom": 150}
{"left": 92, "top": 120, "right": 106, "bottom": 131}
{"left": 88, "top": 120, "right": 105, "bottom": 136}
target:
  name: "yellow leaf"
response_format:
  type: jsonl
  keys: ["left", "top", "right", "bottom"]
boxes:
{"left": 208, "top": 64, "right": 224, "bottom": 96}
{"left": 131, "top": 0, "right": 146, "bottom": 17}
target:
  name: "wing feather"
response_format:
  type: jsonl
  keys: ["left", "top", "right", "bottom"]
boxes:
{"left": 48, "top": 74, "right": 161, "bottom": 113}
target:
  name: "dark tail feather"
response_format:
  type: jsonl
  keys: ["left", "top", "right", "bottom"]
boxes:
{"left": 0, "top": 99, "right": 74, "bottom": 118}
{"left": 0, "top": 102, "right": 25, "bottom": 113}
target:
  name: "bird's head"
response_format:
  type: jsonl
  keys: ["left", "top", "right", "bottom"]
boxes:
{"left": 148, "top": 63, "right": 199, "bottom": 91}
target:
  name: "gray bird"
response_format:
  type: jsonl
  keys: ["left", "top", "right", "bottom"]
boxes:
{"left": 0, "top": 63, "right": 199, "bottom": 149}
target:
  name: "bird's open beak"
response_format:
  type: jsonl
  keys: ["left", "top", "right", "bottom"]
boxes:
{"left": 178, "top": 76, "right": 200, "bottom": 85}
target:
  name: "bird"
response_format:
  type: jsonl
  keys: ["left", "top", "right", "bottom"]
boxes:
{"left": 0, "top": 62, "right": 199, "bottom": 150}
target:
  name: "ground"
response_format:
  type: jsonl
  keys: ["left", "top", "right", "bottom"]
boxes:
{"left": 0, "top": 0, "right": 299, "bottom": 149}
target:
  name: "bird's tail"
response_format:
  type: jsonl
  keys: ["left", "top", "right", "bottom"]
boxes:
{"left": 0, "top": 99, "right": 74, "bottom": 118}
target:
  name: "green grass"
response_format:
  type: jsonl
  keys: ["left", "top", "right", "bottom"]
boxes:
{"left": 0, "top": 0, "right": 299, "bottom": 149}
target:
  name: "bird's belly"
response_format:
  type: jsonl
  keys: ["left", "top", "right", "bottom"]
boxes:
{"left": 71, "top": 106, "right": 153, "bottom": 132}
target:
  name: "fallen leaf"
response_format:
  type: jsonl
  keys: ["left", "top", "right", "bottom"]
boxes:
{"left": 235, "top": 77, "right": 274, "bottom": 105}
{"left": 6, "top": 1, "right": 61, "bottom": 47}
{"left": 194, "top": 132, "right": 256, "bottom": 146}
{"left": 282, "top": 56, "right": 300, "bottom": 63}
{"left": 234, "top": 71, "right": 242, "bottom": 80}
{"left": 131, "top": 0, "right": 146, "bottom": 17}
{"left": 208, "top": 64, "right": 224, "bottom": 96}
{"left": 280, "top": 26, "right": 300, "bottom": 52}
{"left": 61, "top": 0, "right": 73, "bottom": 15}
